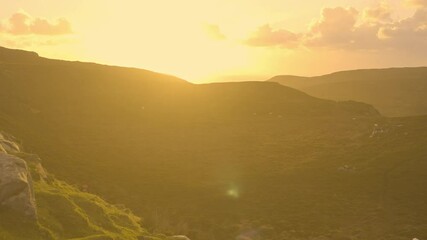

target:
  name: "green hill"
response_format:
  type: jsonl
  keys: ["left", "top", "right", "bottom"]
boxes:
{"left": 1, "top": 47, "right": 426, "bottom": 240}
{"left": 269, "top": 67, "right": 427, "bottom": 117}
{"left": 0, "top": 131, "right": 171, "bottom": 240}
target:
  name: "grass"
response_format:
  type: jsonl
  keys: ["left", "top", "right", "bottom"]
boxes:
{"left": 35, "top": 179, "right": 144, "bottom": 239}
{"left": 0, "top": 163, "right": 171, "bottom": 240}
{"left": 1, "top": 127, "right": 170, "bottom": 240}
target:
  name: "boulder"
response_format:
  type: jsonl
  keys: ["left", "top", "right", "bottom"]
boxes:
{"left": 0, "top": 153, "right": 37, "bottom": 219}
{"left": 0, "top": 139, "right": 20, "bottom": 154}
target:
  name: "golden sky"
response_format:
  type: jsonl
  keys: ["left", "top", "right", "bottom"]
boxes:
{"left": 1, "top": 0, "right": 426, "bottom": 82}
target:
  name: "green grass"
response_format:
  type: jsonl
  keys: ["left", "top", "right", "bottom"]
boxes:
{"left": 35, "top": 177, "right": 153, "bottom": 240}
{"left": 0, "top": 167, "right": 170, "bottom": 240}
{"left": 0, "top": 129, "right": 159, "bottom": 239}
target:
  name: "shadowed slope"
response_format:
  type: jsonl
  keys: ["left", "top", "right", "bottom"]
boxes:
{"left": 269, "top": 67, "right": 427, "bottom": 117}
{"left": 1, "top": 47, "right": 426, "bottom": 240}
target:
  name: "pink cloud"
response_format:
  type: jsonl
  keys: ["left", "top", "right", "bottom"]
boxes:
{"left": 243, "top": 5, "right": 427, "bottom": 52}
{"left": 363, "top": 3, "right": 393, "bottom": 23}
{"left": 306, "top": 7, "right": 359, "bottom": 47}
{"left": 406, "top": 0, "right": 427, "bottom": 8}
{"left": 0, "top": 12, "right": 72, "bottom": 36}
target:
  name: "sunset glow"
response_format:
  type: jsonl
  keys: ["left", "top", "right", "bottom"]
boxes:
{"left": 2, "top": 1, "right": 427, "bottom": 239}
{"left": 1, "top": 0, "right": 426, "bottom": 82}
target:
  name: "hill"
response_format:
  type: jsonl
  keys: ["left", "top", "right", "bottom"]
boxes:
{"left": 269, "top": 67, "right": 427, "bottom": 117}
{"left": 1, "top": 46, "right": 426, "bottom": 239}
{"left": 0, "top": 130, "right": 174, "bottom": 240}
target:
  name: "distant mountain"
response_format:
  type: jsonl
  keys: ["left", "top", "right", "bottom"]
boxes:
{"left": 269, "top": 67, "right": 427, "bottom": 117}
{"left": 1, "top": 46, "right": 426, "bottom": 240}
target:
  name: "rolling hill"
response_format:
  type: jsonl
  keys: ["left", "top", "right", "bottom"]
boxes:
{"left": 0, "top": 130, "right": 176, "bottom": 240}
{"left": 269, "top": 68, "right": 427, "bottom": 117}
{"left": 1, "top": 46, "right": 427, "bottom": 240}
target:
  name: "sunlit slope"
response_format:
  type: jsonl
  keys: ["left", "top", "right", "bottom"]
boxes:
{"left": 1, "top": 47, "right": 426, "bottom": 239}
{"left": 269, "top": 67, "right": 427, "bottom": 117}
{"left": 0, "top": 131, "right": 169, "bottom": 240}
{"left": 1, "top": 178, "right": 151, "bottom": 240}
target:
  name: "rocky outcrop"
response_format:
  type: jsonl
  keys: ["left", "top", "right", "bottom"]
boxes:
{"left": 0, "top": 143, "right": 5, "bottom": 153}
{"left": 0, "top": 152, "right": 37, "bottom": 219}
{"left": 0, "top": 132, "right": 20, "bottom": 154}
{"left": 0, "top": 133, "right": 6, "bottom": 153}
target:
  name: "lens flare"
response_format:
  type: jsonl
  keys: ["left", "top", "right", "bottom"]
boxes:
{"left": 227, "top": 187, "right": 239, "bottom": 199}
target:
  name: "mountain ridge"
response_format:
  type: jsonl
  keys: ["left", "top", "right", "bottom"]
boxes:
{"left": 269, "top": 67, "right": 427, "bottom": 117}
{"left": 0, "top": 46, "right": 189, "bottom": 86}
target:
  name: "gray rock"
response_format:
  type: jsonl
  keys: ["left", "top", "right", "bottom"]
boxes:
{"left": 0, "top": 133, "right": 6, "bottom": 153}
{"left": 0, "top": 153, "right": 37, "bottom": 219}
{"left": 0, "top": 139, "right": 20, "bottom": 154}
{"left": 0, "top": 144, "right": 6, "bottom": 153}
{"left": 0, "top": 133, "right": 20, "bottom": 154}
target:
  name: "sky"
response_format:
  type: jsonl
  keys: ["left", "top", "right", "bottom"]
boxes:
{"left": 0, "top": 0, "right": 426, "bottom": 83}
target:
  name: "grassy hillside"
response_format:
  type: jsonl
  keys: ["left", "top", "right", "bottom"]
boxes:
{"left": 0, "top": 135, "right": 169, "bottom": 240}
{"left": 269, "top": 67, "right": 427, "bottom": 117}
{"left": 1, "top": 47, "right": 426, "bottom": 239}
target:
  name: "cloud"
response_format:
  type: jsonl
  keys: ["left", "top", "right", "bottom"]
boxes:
{"left": 362, "top": 3, "right": 393, "bottom": 23}
{"left": 306, "top": 7, "right": 360, "bottom": 48}
{"left": 0, "top": 11, "right": 72, "bottom": 35}
{"left": 204, "top": 24, "right": 226, "bottom": 40}
{"left": 243, "top": 4, "right": 427, "bottom": 52}
{"left": 378, "top": 8, "right": 427, "bottom": 45}
{"left": 245, "top": 24, "right": 300, "bottom": 48}
{"left": 306, "top": 6, "right": 427, "bottom": 50}
{"left": 405, "top": 0, "right": 427, "bottom": 7}
{"left": 7, "top": 12, "right": 30, "bottom": 35}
